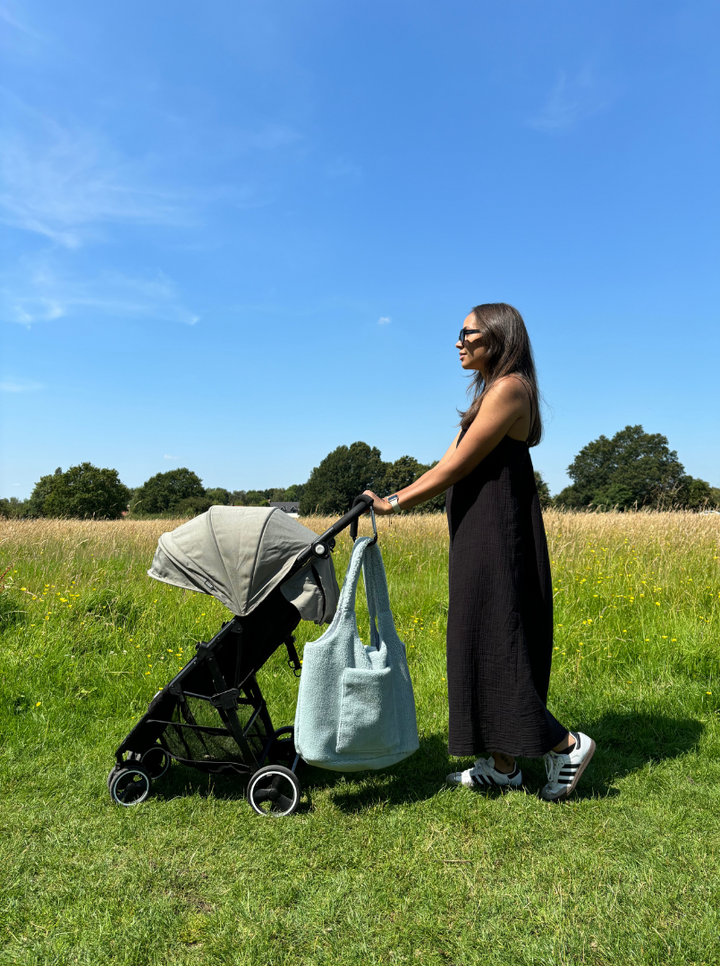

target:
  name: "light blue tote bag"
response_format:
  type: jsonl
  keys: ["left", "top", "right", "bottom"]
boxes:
{"left": 294, "top": 536, "right": 419, "bottom": 771}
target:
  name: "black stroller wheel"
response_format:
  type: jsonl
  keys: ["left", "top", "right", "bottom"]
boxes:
{"left": 107, "top": 763, "right": 125, "bottom": 792}
{"left": 141, "top": 745, "right": 171, "bottom": 780}
{"left": 247, "top": 765, "right": 301, "bottom": 817}
{"left": 109, "top": 765, "right": 151, "bottom": 807}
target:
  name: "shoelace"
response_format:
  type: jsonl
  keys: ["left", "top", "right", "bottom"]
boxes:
{"left": 544, "top": 751, "right": 567, "bottom": 783}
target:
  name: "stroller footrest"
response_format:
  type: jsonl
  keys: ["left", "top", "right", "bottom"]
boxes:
{"left": 211, "top": 688, "right": 240, "bottom": 710}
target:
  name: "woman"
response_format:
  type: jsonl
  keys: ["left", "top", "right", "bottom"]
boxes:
{"left": 363, "top": 303, "right": 594, "bottom": 801}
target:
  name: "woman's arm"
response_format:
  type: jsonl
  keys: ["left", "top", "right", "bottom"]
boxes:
{"left": 364, "top": 376, "right": 528, "bottom": 514}
{"left": 433, "top": 430, "right": 462, "bottom": 470}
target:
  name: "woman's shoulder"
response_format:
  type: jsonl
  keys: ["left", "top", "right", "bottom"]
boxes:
{"left": 483, "top": 374, "right": 532, "bottom": 441}
{"left": 485, "top": 373, "right": 530, "bottom": 404}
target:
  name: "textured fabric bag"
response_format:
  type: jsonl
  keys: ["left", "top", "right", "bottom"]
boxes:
{"left": 294, "top": 536, "right": 419, "bottom": 771}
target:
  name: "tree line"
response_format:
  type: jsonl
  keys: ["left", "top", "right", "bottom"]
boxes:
{"left": 2, "top": 425, "right": 717, "bottom": 520}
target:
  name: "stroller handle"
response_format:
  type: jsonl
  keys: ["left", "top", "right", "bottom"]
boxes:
{"left": 348, "top": 494, "right": 376, "bottom": 542}
{"left": 289, "top": 494, "right": 375, "bottom": 574}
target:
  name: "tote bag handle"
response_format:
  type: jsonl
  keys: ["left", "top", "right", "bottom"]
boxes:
{"left": 361, "top": 541, "right": 397, "bottom": 651}
{"left": 331, "top": 537, "right": 395, "bottom": 653}
{"left": 335, "top": 537, "right": 373, "bottom": 618}
{"left": 362, "top": 543, "right": 391, "bottom": 615}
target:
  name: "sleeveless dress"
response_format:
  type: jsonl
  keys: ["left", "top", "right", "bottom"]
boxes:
{"left": 445, "top": 433, "right": 566, "bottom": 758}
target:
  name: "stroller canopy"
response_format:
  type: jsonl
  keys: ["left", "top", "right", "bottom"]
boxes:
{"left": 148, "top": 506, "right": 339, "bottom": 624}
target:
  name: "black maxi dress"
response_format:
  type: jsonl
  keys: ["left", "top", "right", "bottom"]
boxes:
{"left": 446, "top": 433, "right": 567, "bottom": 758}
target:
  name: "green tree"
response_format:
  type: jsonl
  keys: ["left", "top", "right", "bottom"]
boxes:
{"left": 674, "top": 476, "right": 714, "bottom": 509}
{"left": 204, "top": 487, "right": 231, "bottom": 505}
{"left": 26, "top": 468, "right": 63, "bottom": 517}
{"left": 381, "top": 456, "right": 445, "bottom": 512}
{"left": 173, "top": 496, "right": 214, "bottom": 517}
{"left": 245, "top": 489, "right": 270, "bottom": 507}
{"left": 284, "top": 483, "right": 305, "bottom": 502}
{"left": 133, "top": 468, "right": 205, "bottom": 515}
{"left": 381, "top": 456, "right": 425, "bottom": 494}
{"left": 534, "top": 471, "right": 552, "bottom": 508}
{"left": 557, "top": 425, "right": 703, "bottom": 510}
{"left": 0, "top": 497, "right": 29, "bottom": 518}
{"left": 39, "top": 463, "right": 130, "bottom": 519}
{"left": 552, "top": 483, "right": 583, "bottom": 509}
{"left": 300, "top": 442, "right": 388, "bottom": 515}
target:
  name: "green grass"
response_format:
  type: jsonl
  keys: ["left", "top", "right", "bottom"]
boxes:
{"left": 1, "top": 512, "right": 719, "bottom": 966}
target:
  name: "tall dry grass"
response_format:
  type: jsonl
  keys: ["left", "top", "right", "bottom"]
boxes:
{"left": 4, "top": 507, "right": 717, "bottom": 550}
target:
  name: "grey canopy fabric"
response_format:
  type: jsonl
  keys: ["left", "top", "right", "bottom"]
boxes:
{"left": 147, "top": 506, "right": 339, "bottom": 624}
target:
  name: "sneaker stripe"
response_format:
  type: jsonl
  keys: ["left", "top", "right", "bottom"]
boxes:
{"left": 453, "top": 758, "right": 523, "bottom": 790}
{"left": 472, "top": 773, "right": 490, "bottom": 787}
{"left": 540, "top": 733, "right": 596, "bottom": 801}
{"left": 474, "top": 773, "right": 497, "bottom": 787}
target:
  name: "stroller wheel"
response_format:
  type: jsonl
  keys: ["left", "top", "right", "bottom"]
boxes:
{"left": 141, "top": 745, "right": 171, "bottom": 780}
{"left": 107, "top": 763, "right": 125, "bottom": 792}
{"left": 247, "top": 765, "right": 301, "bottom": 817}
{"left": 109, "top": 764, "right": 151, "bottom": 807}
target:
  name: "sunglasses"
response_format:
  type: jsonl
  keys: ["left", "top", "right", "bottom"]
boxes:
{"left": 458, "top": 328, "right": 482, "bottom": 343}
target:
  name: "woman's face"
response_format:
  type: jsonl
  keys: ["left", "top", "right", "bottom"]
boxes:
{"left": 456, "top": 312, "right": 488, "bottom": 373}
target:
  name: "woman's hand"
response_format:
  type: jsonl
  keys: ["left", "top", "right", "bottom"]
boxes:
{"left": 362, "top": 490, "right": 394, "bottom": 515}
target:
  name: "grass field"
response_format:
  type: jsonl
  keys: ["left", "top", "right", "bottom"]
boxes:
{"left": 1, "top": 511, "right": 719, "bottom": 966}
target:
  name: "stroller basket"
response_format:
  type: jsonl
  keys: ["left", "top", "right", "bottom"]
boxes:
{"left": 108, "top": 496, "right": 375, "bottom": 817}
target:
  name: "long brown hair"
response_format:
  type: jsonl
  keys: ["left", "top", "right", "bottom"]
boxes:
{"left": 458, "top": 302, "right": 542, "bottom": 446}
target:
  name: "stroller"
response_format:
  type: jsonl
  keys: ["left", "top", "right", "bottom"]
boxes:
{"left": 108, "top": 497, "right": 373, "bottom": 817}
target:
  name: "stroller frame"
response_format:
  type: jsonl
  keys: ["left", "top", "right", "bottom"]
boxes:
{"left": 108, "top": 496, "right": 375, "bottom": 816}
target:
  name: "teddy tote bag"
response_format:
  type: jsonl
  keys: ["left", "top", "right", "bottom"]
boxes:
{"left": 294, "top": 536, "right": 419, "bottom": 771}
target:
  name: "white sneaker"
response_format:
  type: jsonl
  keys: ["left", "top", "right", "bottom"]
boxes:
{"left": 446, "top": 756, "right": 523, "bottom": 790}
{"left": 541, "top": 732, "right": 595, "bottom": 801}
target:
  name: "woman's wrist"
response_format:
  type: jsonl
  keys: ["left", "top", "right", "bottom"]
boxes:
{"left": 385, "top": 494, "right": 402, "bottom": 513}
{"left": 361, "top": 490, "right": 394, "bottom": 515}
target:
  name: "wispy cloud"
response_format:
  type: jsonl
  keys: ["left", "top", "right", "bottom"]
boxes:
{"left": 0, "top": 98, "right": 193, "bottom": 248}
{"left": 243, "top": 123, "right": 301, "bottom": 152}
{"left": 163, "top": 454, "right": 178, "bottom": 461}
{"left": 2, "top": 258, "right": 199, "bottom": 326}
{"left": 529, "top": 67, "right": 616, "bottom": 131}
{"left": 0, "top": 3, "right": 44, "bottom": 41}
{"left": 0, "top": 378, "right": 43, "bottom": 392}
{"left": 378, "top": 316, "right": 392, "bottom": 325}
{"left": 325, "top": 157, "right": 362, "bottom": 179}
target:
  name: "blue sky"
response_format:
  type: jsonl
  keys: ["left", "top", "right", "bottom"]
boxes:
{"left": 1, "top": 0, "right": 718, "bottom": 499}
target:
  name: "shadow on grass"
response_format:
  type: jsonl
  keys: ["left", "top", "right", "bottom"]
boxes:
{"left": 517, "top": 710, "right": 705, "bottom": 800}
{"left": 148, "top": 711, "right": 704, "bottom": 810}
{"left": 149, "top": 732, "right": 450, "bottom": 810}
{"left": 302, "top": 732, "right": 451, "bottom": 812}
{"left": 305, "top": 711, "right": 705, "bottom": 809}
